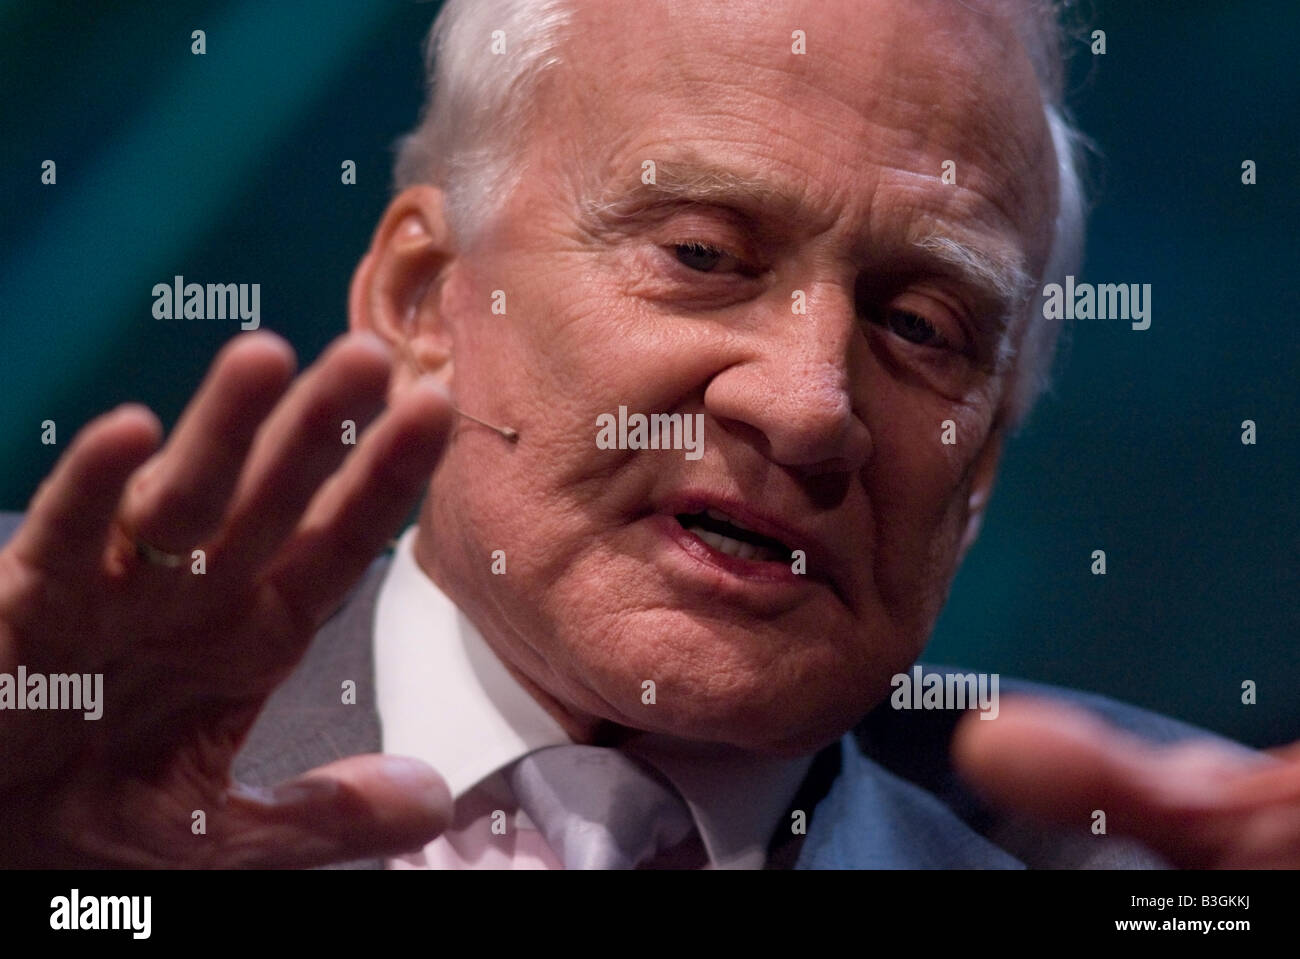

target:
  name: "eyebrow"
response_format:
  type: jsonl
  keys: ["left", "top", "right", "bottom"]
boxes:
{"left": 910, "top": 231, "right": 1033, "bottom": 322}
{"left": 580, "top": 160, "right": 806, "bottom": 229}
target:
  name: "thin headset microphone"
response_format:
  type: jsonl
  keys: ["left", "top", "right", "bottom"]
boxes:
{"left": 393, "top": 339, "right": 519, "bottom": 443}
{"left": 448, "top": 406, "right": 519, "bottom": 443}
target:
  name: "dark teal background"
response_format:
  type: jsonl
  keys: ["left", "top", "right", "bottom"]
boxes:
{"left": 1, "top": 2, "right": 1296, "bottom": 747}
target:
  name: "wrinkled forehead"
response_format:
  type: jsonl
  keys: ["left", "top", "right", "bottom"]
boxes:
{"left": 540, "top": 0, "right": 1058, "bottom": 271}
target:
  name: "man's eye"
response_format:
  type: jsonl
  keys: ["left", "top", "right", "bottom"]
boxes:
{"left": 884, "top": 308, "right": 946, "bottom": 347}
{"left": 672, "top": 242, "right": 740, "bottom": 273}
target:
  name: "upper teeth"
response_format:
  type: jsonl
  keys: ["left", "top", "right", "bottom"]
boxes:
{"left": 706, "top": 508, "right": 756, "bottom": 533}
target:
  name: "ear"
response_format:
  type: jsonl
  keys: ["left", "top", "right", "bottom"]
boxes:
{"left": 348, "top": 185, "right": 456, "bottom": 397}
{"left": 956, "top": 424, "right": 1004, "bottom": 564}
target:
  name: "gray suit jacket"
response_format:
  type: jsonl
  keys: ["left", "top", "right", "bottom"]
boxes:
{"left": 0, "top": 513, "right": 1240, "bottom": 868}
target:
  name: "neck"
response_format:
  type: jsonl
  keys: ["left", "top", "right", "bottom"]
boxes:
{"left": 496, "top": 655, "right": 636, "bottom": 747}
{"left": 412, "top": 520, "right": 633, "bottom": 748}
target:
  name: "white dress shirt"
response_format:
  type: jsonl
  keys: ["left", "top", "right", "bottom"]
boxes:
{"left": 374, "top": 527, "right": 814, "bottom": 869}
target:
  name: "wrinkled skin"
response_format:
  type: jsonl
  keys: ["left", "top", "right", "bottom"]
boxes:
{"left": 2, "top": 0, "right": 1294, "bottom": 868}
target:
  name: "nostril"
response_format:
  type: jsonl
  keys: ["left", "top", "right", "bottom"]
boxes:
{"left": 702, "top": 361, "right": 869, "bottom": 470}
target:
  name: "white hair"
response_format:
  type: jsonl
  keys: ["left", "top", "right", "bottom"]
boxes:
{"left": 393, "top": 0, "right": 1091, "bottom": 426}
{"left": 393, "top": 0, "right": 573, "bottom": 242}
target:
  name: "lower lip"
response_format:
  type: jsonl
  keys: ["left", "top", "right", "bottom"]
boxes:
{"left": 650, "top": 513, "right": 807, "bottom": 588}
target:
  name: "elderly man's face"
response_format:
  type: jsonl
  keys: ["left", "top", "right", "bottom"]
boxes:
{"left": 365, "top": 0, "right": 1056, "bottom": 754}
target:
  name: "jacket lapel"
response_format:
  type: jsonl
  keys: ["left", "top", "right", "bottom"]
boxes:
{"left": 233, "top": 557, "right": 389, "bottom": 870}
{"left": 798, "top": 731, "right": 1025, "bottom": 869}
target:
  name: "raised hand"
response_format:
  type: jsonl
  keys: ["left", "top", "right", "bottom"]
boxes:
{"left": 952, "top": 697, "right": 1300, "bottom": 868}
{"left": 0, "top": 331, "right": 453, "bottom": 867}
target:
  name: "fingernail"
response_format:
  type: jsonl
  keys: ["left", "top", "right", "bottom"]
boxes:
{"left": 268, "top": 776, "right": 338, "bottom": 806}
{"left": 353, "top": 331, "right": 392, "bottom": 359}
{"left": 382, "top": 757, "right": 450, "bottom": 810}
{"left": 381, "top": 755, "right": 438, "bottom": 786}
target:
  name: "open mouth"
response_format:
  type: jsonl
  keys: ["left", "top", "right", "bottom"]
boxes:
{"left": 675, "top": 509, "right": 794, "bottom": 564}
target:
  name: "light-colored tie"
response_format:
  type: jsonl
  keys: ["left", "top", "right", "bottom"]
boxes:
{"left": 506, "top": 744, "right": 707, "bottom": 869}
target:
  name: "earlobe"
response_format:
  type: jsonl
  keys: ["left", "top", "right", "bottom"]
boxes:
{"left": 348, "top": 185, "right": 457, "bottom": 391}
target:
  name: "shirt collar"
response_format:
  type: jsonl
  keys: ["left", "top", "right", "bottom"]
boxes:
{"left": 623, "top": 732, "right": 813, "bottom": 870}
{"left": 373, "top": 526, "right": 814, "bottom": 868}
{"left": 374, "top": 527, "right": 571, "bottom": 798}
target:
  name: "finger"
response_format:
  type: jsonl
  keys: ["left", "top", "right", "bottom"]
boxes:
{"left": 8, "top": 405, "right": 162, "bottom": 574}
{"left": 209, "top": 333, "right": 393, "bottom": 576}
{"left": 951, "top": 697, "right": 1268, "bottom": 868}
{"left": 219, "top": 755, "right": 452, "bottom": 868}
{"left": 267, "top": 375, "right": 452, "bottom": 629}
{"left": 1264, "top": 739, "right": 1300, "bottom": 766}
{"left": 120, "top": 332, "right": 297, "bottom": 553}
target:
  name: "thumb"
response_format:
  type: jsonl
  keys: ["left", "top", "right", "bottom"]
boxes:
{"left": 219, "top": 755, "right": 452, "bottom": 868}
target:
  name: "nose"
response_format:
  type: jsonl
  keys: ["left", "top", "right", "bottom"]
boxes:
{"left": 703, "top": 287, "right": 871, "bottom": 476}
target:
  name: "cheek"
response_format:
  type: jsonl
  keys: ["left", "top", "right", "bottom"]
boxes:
{"left": 454, "top": 270, "right": 642, "bottom": 429}
{"left": 863, "top": 382, "right": 991, "bottom": 620}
